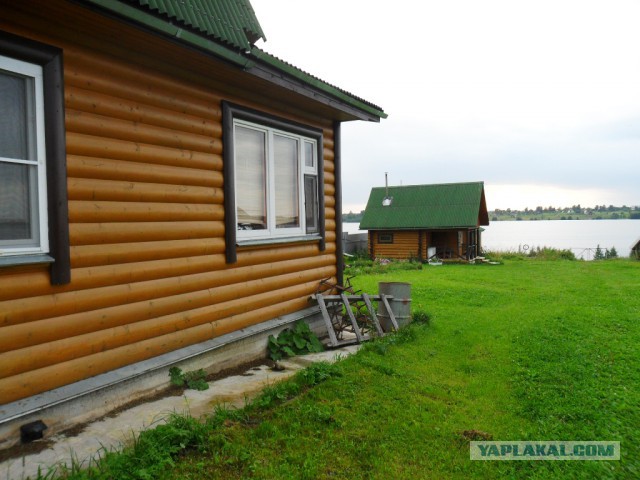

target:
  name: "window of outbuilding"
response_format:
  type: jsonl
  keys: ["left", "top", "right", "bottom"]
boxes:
{"left": 378, "top": 232, "right": 394, "bottom": 244}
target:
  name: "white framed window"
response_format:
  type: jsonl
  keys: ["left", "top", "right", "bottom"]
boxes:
{"left": 0, "top": 54, "right": 49, "bottom": 256}
{"left": 0, "top": 31, "right": 69, "bottom": 284}
{"left": 222, "top": 102, "right": 325, "bottom": 264}
{"left": 234, "top": 119, "right": 319, "bottom": 240}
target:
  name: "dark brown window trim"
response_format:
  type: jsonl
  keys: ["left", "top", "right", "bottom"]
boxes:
{"left": 222, "top": 101, "right": 325, "bottom": 264}
{"left": 333, "top": 121, "right": 344, "bottom": 286}
{"left": 0, "top": 30, "right": 70, "bottom": 285}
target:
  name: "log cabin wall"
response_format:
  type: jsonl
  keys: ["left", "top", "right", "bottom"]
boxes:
{"left": 0, "top": 2, "right": 338, "bottom": 405}
{"left": 421, "top": 231, "right": 432, "bottom": 259}
{"left": 370, "top": 231, "right": 420, "bottom": 260}
{"left": 369, "top": 229, "right": 472, "bottom": 260}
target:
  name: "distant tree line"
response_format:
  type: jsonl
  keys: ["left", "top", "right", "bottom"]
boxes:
{"left": 343, "top": 205, "right": 640, "bottom": 222}
{"left": 594, "top": 245, "right": 618, "bottom": 260}
{"left": 343, "top": 211, "right": 365, "bottom": 222}
{"left": 490, "top": 204, "right": 640, "bottom": 221}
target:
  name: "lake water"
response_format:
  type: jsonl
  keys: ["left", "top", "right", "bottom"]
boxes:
{"left": 343, "top": 220, "right": 640, "bottom": 259}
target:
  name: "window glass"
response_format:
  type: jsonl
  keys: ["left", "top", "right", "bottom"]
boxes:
{"left": 0, "top": 59, "right": 44, "bottom": 252}
{"left": 304, "top": 175, "right": 318, "bottom": 233}
{"left": 235, "top": 125, "right": 267, "bottom": 230}
{"left": 274, "top": 134, "right": 299, "bottom": 229}
{"left": 0, "top": 71, "right": 31, "bottom": 160}
{"left": 304, "top": 141, "right": 315, "bottom": 168}
{"left": 0, "top": 162, "right": 38, "bottom": 244}
{"left": 231, "top": 115, "right": 320, "bottom": 243}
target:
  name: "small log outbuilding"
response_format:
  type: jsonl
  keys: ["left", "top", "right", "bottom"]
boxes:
{"left": 631, "top": 238, "right": 640, "bottom": 259}
{"left": 0, "top": 0, "right": 386, "bottom": 445}
{"left": 360, "top": 182, "right": 489, "bottom": 261}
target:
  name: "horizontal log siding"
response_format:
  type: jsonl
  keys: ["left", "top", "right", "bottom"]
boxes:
{"left": 370, "top": 231, "right": 421, "bottom": 260}
{"left": 0, "top": 15, "right": 338, "bottom": 404}
{"left": 369, "top": 230, "right": 469, "bottom": 260}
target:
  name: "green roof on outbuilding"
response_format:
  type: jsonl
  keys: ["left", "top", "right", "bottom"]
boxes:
{"left": 359, "top": 182, "right": 489, "bottom": 230}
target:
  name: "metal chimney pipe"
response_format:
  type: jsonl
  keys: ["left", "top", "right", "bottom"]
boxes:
{"left": 382, "top": 172, "right": 392, "bottom": 206}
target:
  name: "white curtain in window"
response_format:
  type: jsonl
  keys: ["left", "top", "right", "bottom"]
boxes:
{"left": 274, "top": 134, "right": 299, "bottom": 228}
{"left": 0, "top": 57, "right": 45, "bottom": 252}
{"left": 0, "top": 72, "right": 29, "bottom": 160}
{"left": 0, "top": 70, "right": 37, "bottom": 243}
{"left": 235, "top": 126, "right": 267, "bottom": 230}
{"left": 0, "top": 162, "right": 34, "bottom": 241}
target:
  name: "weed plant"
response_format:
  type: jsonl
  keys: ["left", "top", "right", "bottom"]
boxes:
{"left": 168, "top": 367, "right": 209, "bottom": 391}
{"left": 267, "top": 321, "right": 324, "bottom": 361}
{"left": 483, "top": 246, "right": 576, "bottom": 261}
{"left": 345, "top": 256, "right": 423, "bottom": 276}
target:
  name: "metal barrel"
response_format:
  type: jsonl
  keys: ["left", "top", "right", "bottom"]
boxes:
{"left": 377, "top": 282, "right": 412, "bottom": 331}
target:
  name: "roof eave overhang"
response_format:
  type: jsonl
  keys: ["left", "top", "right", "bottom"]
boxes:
{"left": 79, "top": 0, "right": 253, "bottom": 66}
{"left": 78, "top": 0, "right": 386, "bottom": 122}
{"left": 249, "top": 48, "right": 386, "bottom": 122}
{"left": 244, "top": 59, "right": 383, "bottom": 122}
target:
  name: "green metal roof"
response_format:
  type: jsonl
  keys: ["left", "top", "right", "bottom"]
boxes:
{"left": 80, "top": 0, "right": 386, "bottom": 121}
{"left": 359, "top": 182, "right": 489, "bottom": 230}
{"left": 131, "top": 0, "right": 265, "bottom": 51}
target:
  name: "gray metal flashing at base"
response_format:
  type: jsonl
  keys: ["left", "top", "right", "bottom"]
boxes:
{"left": 0, "top": 306, "right": 323, "bottom": 448}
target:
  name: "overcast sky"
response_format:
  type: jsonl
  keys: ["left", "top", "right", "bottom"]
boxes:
{"left": 251, "top": 0, "right": 640, "bottom": 211}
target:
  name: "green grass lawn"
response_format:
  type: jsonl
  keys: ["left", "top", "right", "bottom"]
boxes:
{"left": 49, "top": 259, "right": 640, "bottom": 479}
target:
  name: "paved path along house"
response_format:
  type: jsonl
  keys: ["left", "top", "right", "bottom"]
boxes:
{"left": 1, "top": 346, "right": 358, "bottom": 480}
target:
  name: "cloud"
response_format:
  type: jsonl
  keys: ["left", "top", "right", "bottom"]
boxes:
{"left": 252, "top": 0, "right": 640, "bottom": 210}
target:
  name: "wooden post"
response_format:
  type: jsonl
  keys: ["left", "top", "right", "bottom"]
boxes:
{"left": 316, "top": 294, "right": 339, "bottom": 347}
{"left": 362, "top": 293, "right": 384, "bottom": 336}
{"left": 379, "top": 294, "right": 399, "bottom": 331}
{"left": 340, "top": 293, "right": 364, "bottom": 343}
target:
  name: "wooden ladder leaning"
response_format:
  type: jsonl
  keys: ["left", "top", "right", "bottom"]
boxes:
{"left": 311, "top": 292, "right": 399, "bottom": 348}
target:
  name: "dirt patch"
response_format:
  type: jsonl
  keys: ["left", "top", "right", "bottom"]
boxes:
{"left": 0, "top": 438, "right": 55, "bottom": 463}
{"left": 204, "top": 358, "right": 272, "bottom": 383}
{"left": 460, "top": 429, "right": 493, "bottom": 441}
